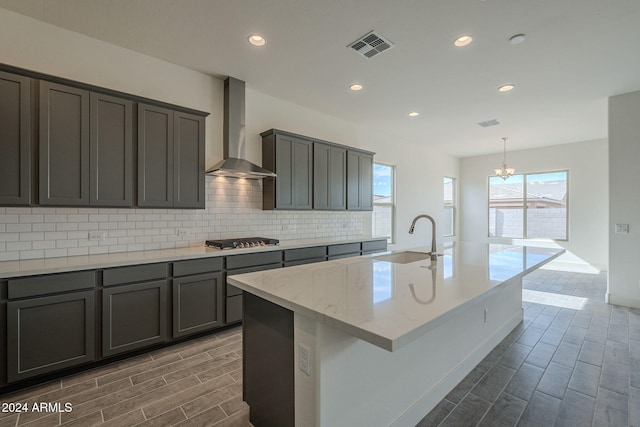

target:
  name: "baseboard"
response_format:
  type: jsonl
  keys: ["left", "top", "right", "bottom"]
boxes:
{"left": 607, "top": 292, "right": 640, "bottom": 309}
{"left": 391, "top": 309, "right": 523, "bottom": 427}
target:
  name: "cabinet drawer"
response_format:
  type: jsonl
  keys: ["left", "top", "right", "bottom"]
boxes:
{"left": 103, "top": 263, "right": 167, "bottom": 287}
{"left": 8, "top": 271, "right": 95, "bottom": 299}
{"left": 327, "top": 243, "right": 360, "bottom": 257}
{"left": 284, "top": 258, "right": 326, "bottom": 267}
{"left": 284, "top": 246, "right": 326, "bottom": 262}
{"left": 226, "top": 251, "right": 282, "bottom": 270}
{"left": 226, "top": 262, "right": 282, "bottom": 296}
{"left": 173, "top": 257, "right": 223, "bottom": 277}
{"left": 362, "top": 239, "right": 387, "bottom": 254}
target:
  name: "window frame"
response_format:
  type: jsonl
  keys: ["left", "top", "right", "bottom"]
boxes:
{"left": 487, "top": 169, "right": 569, "bottom": 241}
{"left": 443, "top": 176, "right": 456, "bottom": 237}
{"left": 372, "top": 162, "right": 396, "bottom": 244}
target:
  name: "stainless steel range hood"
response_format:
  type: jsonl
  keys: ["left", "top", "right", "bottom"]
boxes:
{"left": 206, "top": 77, "right": 276, "bottom": 178}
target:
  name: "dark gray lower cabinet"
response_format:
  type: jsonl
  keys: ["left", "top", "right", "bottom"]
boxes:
{"left": 225, "top": 251, "right": 283, "bottom": 324}
{"left": 283, "top": 246, "right": 327, "bottom": 267}
{"left": 173, "top": 272, "right": 223, "bottom": 338}
{"left": 362, "top": 239, "right": 387, "bottom": 255}
{"left": 7, "top": 291, "right": 95, "bottom": 382}
{"left": 327, "top": 242, "right": 361, "bottom": 260}
{"left": 102, "top": 280, "right": 168, "bottom": 357}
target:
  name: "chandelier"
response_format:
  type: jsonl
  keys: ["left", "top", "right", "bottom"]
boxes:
{"left": 495, "top": 137, "right": 515, "bottom": 180}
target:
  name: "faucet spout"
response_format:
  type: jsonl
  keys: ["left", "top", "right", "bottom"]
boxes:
{"left": 408, "top": 214, "right": 439, "bottom": 260}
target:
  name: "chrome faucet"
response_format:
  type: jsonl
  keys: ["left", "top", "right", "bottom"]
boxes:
{"left": 409, "top": 214, "right": 440, "bottom": 260}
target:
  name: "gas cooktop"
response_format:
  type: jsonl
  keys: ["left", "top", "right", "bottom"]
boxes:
{"left": 205, "top": 237, "right": 280, "bottom": 250}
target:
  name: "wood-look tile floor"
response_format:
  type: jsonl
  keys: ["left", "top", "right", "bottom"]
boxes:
{"left": 418, "top": 267, "right": 640, "bottom": 427}
{"left": 0, "top": 327, "right": 249, "bottom": 427}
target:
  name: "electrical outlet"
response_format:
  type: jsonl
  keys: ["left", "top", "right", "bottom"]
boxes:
{"left": 299, "top": 343, "right": 311, "bottom": 376}
{"left": 483, "top": 308, "right": 488, "bottom": 324}
{"left": 89, "top": 231, "right": 106, "bottom": 241}
{"left": 177, "top": 228, "right": 189, "bottom": 237}
{"left": 615, "top": 224, "right": 629, "bottom": 233}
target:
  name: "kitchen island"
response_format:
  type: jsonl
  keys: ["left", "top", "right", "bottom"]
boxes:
{"left": 227, "top": 242, "right": 564, "bottom": 427}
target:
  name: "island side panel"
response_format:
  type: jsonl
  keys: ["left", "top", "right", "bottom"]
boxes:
{"left": 243, "top": 292, "right": 295, "bottom": 427}
{"left": 294, "top": 278, "right": 523, "bottom": 427}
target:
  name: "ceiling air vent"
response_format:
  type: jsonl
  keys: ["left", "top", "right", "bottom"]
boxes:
{"left": 477, "top": 119, "right": 501, "bottom": 128}
{"left": 348, "top": 31, "right": 394, "bottom": 59}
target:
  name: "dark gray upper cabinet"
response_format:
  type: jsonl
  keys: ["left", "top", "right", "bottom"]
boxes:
{"left": 0, "top": 71, "right": 32, "bottom": 206}
{"left": 138, "top": 105, "right": 205, "bottom": 209}
{"left": 39, "top": 81, "right": 90, "bottom": 206}
{"left": 262, "top": 130, "right": 313, "bottom": 210}
{"left": 313, "top": 142, "right": 346, "bottom": 210}
{"left": 263, "top": 129, "right": 373, "bottom": 211}
{"left": 138, "top": 103, "right": 174, "bottom": 207}
{"left": 174, "top": 112, "right": 205, "bottom": 208}
{"left": 90, "top": 93, "right": 133, "bottom": 207}
{"left": 1, "top": 63, "right": 209, "bottom": 209}
{"left": 347, "top": 150, "right": 374, "bottom": 211}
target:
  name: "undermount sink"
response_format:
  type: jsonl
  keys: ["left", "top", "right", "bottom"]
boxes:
{"left": 373, "top": 251, "right": 432, "bottom": 264}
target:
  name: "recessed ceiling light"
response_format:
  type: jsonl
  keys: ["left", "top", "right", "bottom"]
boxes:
{"left": 454, "top": 35, "right": 473, "bottom": 47}
{"left": 247, "top": 34, "right": 266, "bottom": 46}
{"left": 498, "top": 84, "right": 515, "bottom": 92}
{"left": 509, "top": 34, "right": 526, "bottom": 45}
{"left": 350, "top": 84, "right": 363, "bottom": 91}
{"left": 408, "top": 111, "right": 419, "bottom": 117}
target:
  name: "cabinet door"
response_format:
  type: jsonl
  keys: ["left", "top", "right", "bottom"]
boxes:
{"left": 293, "top": 138, "right": 313, "bottom": 209}
{"left": 102, "top": 280, "right": 168, "bottom": 357}
{"left": 174, "top": 111, "right": 205, "bottom": 208}
{"left": 359, "top": 152, "right": 374, "bottom": 211}
{"left": 7, "top": 291, "right": 95, "bottom": 382}
{"left": 347, "top": 151, "right": 361, "bottom": 210}
{"left": 39, "top": 81, "right": 90, "bottom": 206}
{"left": 330, "top": 146, "right": 347, "bottom": 210}
{"left": 90, "top": 93, "right": 133, "bottom": 206}
{"left": 0, "top": 71, "right": 32, "bottom": 206}
{"left": 274, "top": 134, "right": 312, "bottom": 210}
{"left": 347, "top": 151, "right": 373, "bottom": 210}
{"left": 138, "top": 104, "right": 174, "bottom": 207}
{"left": 173, "top": 272, "right": 223, "bottom": 338}
{"left": 313, "top": 143, "right": 331, "bottom": 210}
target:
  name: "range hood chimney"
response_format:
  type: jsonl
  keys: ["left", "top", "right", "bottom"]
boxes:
{"left": 205, "top": 77, "right": 276, "bottom": 178}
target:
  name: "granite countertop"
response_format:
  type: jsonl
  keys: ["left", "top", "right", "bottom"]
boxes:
{"left": 227, "top": 242, "right": 565, "bottom": 351}
{"left": 0, "top": 236, "right": 383, "bottom": 279}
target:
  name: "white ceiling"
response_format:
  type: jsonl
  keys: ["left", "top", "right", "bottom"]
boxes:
{"left": 2, "top": 0, "right": 639, "bottom": 157}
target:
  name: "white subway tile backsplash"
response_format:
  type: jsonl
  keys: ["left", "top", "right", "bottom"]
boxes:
{"left": 0, "top": 177, "right": 370, "bottom": 261}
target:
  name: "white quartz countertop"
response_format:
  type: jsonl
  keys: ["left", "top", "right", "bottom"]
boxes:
{"left": 227, "top": 242, "right": 564, "bottom": 351}
{"left": 0, "top": 236, "right": 381, "bottom": 278}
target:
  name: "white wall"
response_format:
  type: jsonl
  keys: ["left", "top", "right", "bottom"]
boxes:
{"left": 460, "top": 139, "right": 608, "bottom": 271}
{"left": 608, "top": 90, "right": 640, "bottom": 308}
{"left": 0, "top": 8, "right": 459, "bottom": 260}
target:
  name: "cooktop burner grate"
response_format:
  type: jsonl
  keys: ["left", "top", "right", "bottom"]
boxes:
{"left": 205, "top": 237, "right": 280, "bottom": 249}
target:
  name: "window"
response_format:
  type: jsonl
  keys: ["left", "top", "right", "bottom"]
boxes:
{"left": 372, "top": 163, "right": 395, "bottom": 243}
{"left": 488, "top": 171, "right": 568, "bottom": 240}
{"left": 443, "top": 177, "right": 456, "bottom": 237}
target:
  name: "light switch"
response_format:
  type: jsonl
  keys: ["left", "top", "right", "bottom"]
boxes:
{"left": 615, "top": 224, "right": 629, "bottom": 233}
